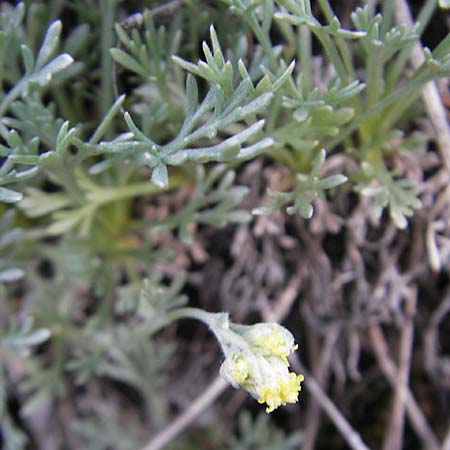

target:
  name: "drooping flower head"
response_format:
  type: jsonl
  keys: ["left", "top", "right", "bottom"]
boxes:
{"left": 218, "top": 322, "right": 304, "bottom": 413}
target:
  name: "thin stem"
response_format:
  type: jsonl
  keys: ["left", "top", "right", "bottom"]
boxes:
{"left": 88, "top": 176, "right": 185, "bottom": 205}
{"left": 290, "top": 353, "right": 372, "bottom": 450}
{"left": 303, "top": 326, "right": 341, "bottom": 450}
{"left": 382, "top": 290, "right": 416, "bottom": 450}
{"left": 317, "top": 0, "right": 355, "bottom": 79}
{"left": 53, "top": 86, "right": 79, "bottom": 125}
{"left": 100, "top": 0, "right": 117, "bottom": 125}
{"left": 89, "top": 95, "right": 126, "bottom": 145}
{"left": 393, "top": 0, "right": 450, "bottom": 178}
{"left": 326, "top": 71, "right": 432, "bottom": 151}
{"left": 166, "top": 307, "right": 253, "bottom": 357}
{"left": 314, "top": 29, "right": 348, "bottom": 83}
{"left": 409, "top": 0, "right": 438, "bottom": 37}
{"left": 166, "top": 306, "right": 218, "bottom": 326}
{"left": 298, "top": 25, "right": 312, "bottom": 95}
{"left": 0, "top": 79, "right": 25, "bottom": 116}
{"left": 98, "top": 265, "right": 114, "bottom": 324}
{"left": 317, "top": 0, "right": 335, "bottom": 21}
{"left": 443, "top": 425, "right": 450, "bottom": 450}
{"left": 265, "top": 91, "right": 283, "bottom": 133}
{"left": 380, "top": 0, "right": 394, "bottom": 37}
{"left": 139, "top": 376, "right": 228, "bottom": 450}
{"left": 366, "top": 42, "right": 384, "bottom": 109}
{"left": 248, "top": 15, "right": 278, "bottom": 72}
{"left": 369, "top": 324, "right": 440, "bottom": 449}
{"left": 385, "top": 0, "right": 437, "bottom": 91}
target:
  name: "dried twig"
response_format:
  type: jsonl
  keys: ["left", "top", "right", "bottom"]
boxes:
{"left": 303, "top": 325, "right": 341, "bottom": 450}
{"left": 263, "top": 268, "right": 303, "bottom": 322}
{"left": 426, "top": 184, "right": 450, "bottom": 272}
{"left": 369, "top": 324, "right": 440, "bottom": 450}
{"left": 290, "top": 354, "right": 372, "bottom": 450}
{"left": 394, "top": 0, "right": 450, "bottom": 274}
{"left": 382, "top": 288, "right": 416, "bottom": 450}
{"left": 394, "top": 0, "right": 450, "bottom": 177}
{"left": 424, "top": 291, "right": 450, "bottom": 385}
{"left": 443, "top": 424, "right": 450, "bottom": 450}
{"left": 262, "top": 273, "right": 371, "bottom": 450}
{"left": 138, "top": 376, "right": 227, "bottom": 450}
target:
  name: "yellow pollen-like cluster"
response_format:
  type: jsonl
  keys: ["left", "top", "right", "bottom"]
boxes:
{"left": 258, "top": 373, "right": 304, "bottom": 413}
{"left": 230, "top": 355, "right": 249, "bottom": 384}
{"left": 254, "top": 325, "right": 298, "bottom": 362}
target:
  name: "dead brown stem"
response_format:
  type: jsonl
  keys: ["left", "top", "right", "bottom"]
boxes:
{"left": 424, "top": 291, "right": 450, "bottom": 386}
{"left": 382, "top": 288, "right": 417, "bottom": 450}
{"left": 303, "top": 325, "right": 341, "bottom": 450}
{"left": 139, "top": 376, "right": 227, "bottom": 450}
{"left": 443, "top": 424, "right": 450, "bottom": 450}
{"left": 394, "top": 0, "right": 450, "bottom": 178}
{"left": 290, "top": 354, "right": 372, "bottom": 450}
{"left": 369, "top": 324, "right": 440, "bottom": 450}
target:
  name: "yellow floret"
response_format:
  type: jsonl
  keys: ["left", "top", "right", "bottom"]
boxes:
{"left": 280, "top": 372, "right": 304, "bottom": 403}
{"left": 258, "top": 372, "right": 304, "bottom": 413}
{"left": 258, "top": 384, "right": 283, "bottom": 413}
{"left": 230, "top": 354, "right": 249, "bottom": 385}
{"left": 254, "top": 324, "right": 298, "bottom": 362}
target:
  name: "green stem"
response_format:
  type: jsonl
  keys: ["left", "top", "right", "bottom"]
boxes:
{"left": 298, "top": 25, "right": 312, "bottom": 95}
{"left": 166, "top": 306, "right": 217, "bottom": 326}
{"left": 380, "top": 0, "right": 394, "bottom": 37}
{"left": 100, "top": 0, "right": 117, "bottom": 125}
{"left": 366, "top": 43, "right": 384, "bottom": 108}
{"left": 89, "top": 94, "right": 125, "bottom": 144}
{"left": 317, "top": 0, "right": 354, "bottom": 79}
{"left": 317, "top": 0, "right": 334, "bottom": 20}
{"left": 265, "top": 92, "right": 283, "bottom": 132}
{"left": 249, "top": 16, "right": 278, "bottom": 72}
{"left": 98, "top": 266, "right": 114, "bottom": 324}
{"left": 385, "top": 0, "right": 437, "bottom": 92}
{"left": 53, "top": 86, "right": 79, "bottom": 125}
{"left": 326, "top": 71, "right": 433, "bottom": 151}
{"left": 378, "top": 86, "right": 422, "bottom": 133}
{"left": 313, "top": 29, "right": 348, "bottom": 83}
{"left": 88, "top": 174, "right": 185, "bottom": 205}
{"left": 0, "top": 79, "right": 25, "bottom": 116}
{"left": 0, "top": 33, "right": 5, "bottom": 92}
{"left": 166, "top": 307, "right": 252, "bottom": 355}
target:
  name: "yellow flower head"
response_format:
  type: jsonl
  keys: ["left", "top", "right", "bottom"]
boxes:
{"left": 219, "top": 322, "right": 304, "bottom": 413}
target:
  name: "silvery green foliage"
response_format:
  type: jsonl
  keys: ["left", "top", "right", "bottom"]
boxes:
{"left": 1, "top": 1, "right": 447, "bottom": 227}
{"left": 109, "top": 24, "right": 278, "bottom": 189}
{"left": 0, "top": 5, "right": 73, "bottom": 203}
{"left": 150, "top": 165, "right": 251, "bottom": 242}
{"left": 253, "top": 149, "right": 347, "bottom": 218}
